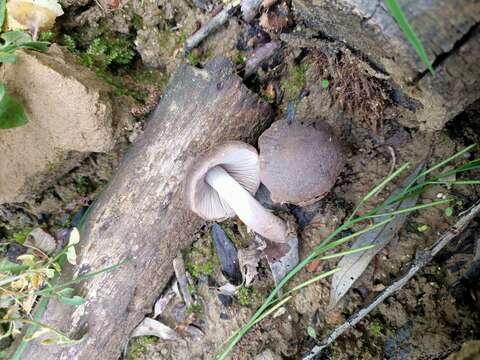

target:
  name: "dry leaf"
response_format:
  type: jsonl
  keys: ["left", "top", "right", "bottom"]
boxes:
{"left": 328, "top": 163, "right": 425, "bottom": 308}
{"left": 24, "top": 228, "right": 56, "bottom": 255}
{"left": 259, "top": 11, "right": 288, "bottom": 31}
{"left": 131, "top": 317, "right": 179, "bottom": 340}
{"left": 264, "top": 236, "right": 298, "bottom": 286}
{"left": 261, "top": 83, "right": 276, "bottom": 102}
{"left": 153, "top": 288, "right": 176, "bottom": 318}
{"left": 7, "top": 0, "right": 64, "bottom": 35}
{"left": 217, "top": 282, "right": 237, "bottom": 296}
{"left": 11, "top": 277, "right": 28, "bottom": 290}
{"left": 238, "top": 245, "right": 262, "bottom": 286}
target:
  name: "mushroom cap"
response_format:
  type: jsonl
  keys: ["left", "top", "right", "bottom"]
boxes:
{"left": 185, "top": 141, "right": 261, "bottom": 220}
{"left": 258, "top": 120, "right": 344, "bottom": 206}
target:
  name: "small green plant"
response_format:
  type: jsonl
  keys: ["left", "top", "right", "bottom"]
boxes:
{"left": 236, "top": 287, "right": 252, "bottom": 306}
{"left": 1, "top": 228, "right": 128, "bottom": 359}
{"left": 281, "top": 63, "right": 308, "bottom": 100}
{"left": 186, "top": 302, "right": 204, "bottom": 316}
{"left": 216, "top": 144, "right": 480, "bottom": 359}
{"left": 444, "top": 207, "right": 454, "bottom": 217}
{"left": 185, "top": 239, "right": 218, "bottom": 279}
{"left": 236, "top": 286, "right": 262, "bottom": 307}
{"left": 9, "top": 228, "right": 33, "bottom": 244}
{"left": 321, "top": 79, "right": 330, "bottom": 89}
{"left": 187, "top": 51, "right": 199, "bottom": 66}
{"left": 81, "top": 36, "right": 135, "bottom": 71}
{"left": 62, "top": 33, "right": 149, "bottom": 100}
{"left": 39, "top": 31, "right": 56, "bottom": 42}
{"left": 370, "top": 320, "right": 383, "bottom": 337}
{"left": 307, "top": 325, "right": 317, "bottom": 339}
{"left": 232, "top": 49, "right": 246, "bottom": 65}
{"left": 63, "top": 34, "right": 77, "bottom": 53}
{"left": 127, "top": 336, "right": 157, "bottom": 360}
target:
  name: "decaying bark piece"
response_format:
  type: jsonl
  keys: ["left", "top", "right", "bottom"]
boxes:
{"left": 292, "top": 0, "right": 480, "bottom": 130}
{"left": 18, "top": 58, "right": 273, "bottom": 360}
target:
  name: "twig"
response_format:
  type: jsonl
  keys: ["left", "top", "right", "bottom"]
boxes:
{"left": 173, "top": 254, "right": 193, "bottom": 307}
{"left": 303, "top": 199, "right": 480, "bottom": 360}
{"left": 474, "top": 236, "right": 480, "bottom": 261}
{"left": 183, "top": 2, "right": 239, "bottom": 55}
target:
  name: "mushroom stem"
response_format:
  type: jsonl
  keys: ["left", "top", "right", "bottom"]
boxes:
{"left": 206, "top": 166, "right": 288, "bottom": 243}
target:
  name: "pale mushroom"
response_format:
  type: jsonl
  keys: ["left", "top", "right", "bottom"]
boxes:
{"left": 258, "top": 119, "right": 344, "bottom": 206}
{"left": 6, "top": 0, "right": 64, "bottom": 38}
{"left": 185, "top": 141, "right": 288, "bottom": 243}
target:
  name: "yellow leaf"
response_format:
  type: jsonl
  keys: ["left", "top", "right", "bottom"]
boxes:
{"left": 30, "top": 273, "right": 43, "bottom": 289}
{"left": 68, "top": 228, "right": 80, "bottom": 245}
{"left": 16, "top": 254, "right": 35, "bottom": 266}
{"left": 45, "top": 268, "right": 55, "bottom": 278}
{"left": 22, "top": 295, "right": 35, "bottom": 313}
{"left": 11, "top": 277, "right": 28, "bottom": 290}
{"left": 6, "top": 0, "right": 64, "bottom": 34}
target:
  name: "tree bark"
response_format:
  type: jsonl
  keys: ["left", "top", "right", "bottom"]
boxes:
{"left": 18, "top": 57, "right": 273, "bottom": 360}
{"left": 293, "top": 0, "right": 480, "bottom": 130}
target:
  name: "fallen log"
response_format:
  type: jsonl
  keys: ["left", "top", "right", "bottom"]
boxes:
{"left": 17, "top": 57, "right": 273, "bottom": 359}
{"left": 292, "top": 0, "right": 480, "bottom": 130}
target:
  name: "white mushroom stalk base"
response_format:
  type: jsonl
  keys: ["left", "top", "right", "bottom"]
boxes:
{"left": 206, "top": 166, "right": 288, "bottom": 243}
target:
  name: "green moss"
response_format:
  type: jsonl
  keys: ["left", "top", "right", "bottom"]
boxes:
{"left": 184, "top": 236, "right": 219, "bottom": 279}
{"left": 127, "top": 336, "right": 157, "bottom": 360}
{"left": 9, "top": 228, "right": 32, "bottom": 244}
{"left": 222, "top": 220, "right": 251, "bottom": 248}
{"left": 236, "top": 286, "right": 262, "bottom": 307}
{"left": 81, "top": 36, "right": 135, "bottom": 71}
{"left": 156, "top": 29, "right": 178, "bottom": 55}
{"left": 74, "top": 176, "right": 90, "bottom": 195}
{"left": 281, "top": 63, "right": 308, "bottom": 100}
{"left": 186, "top": 302, "right": 204, "bottom": 316}
{"left": 177, "top": 31, "right": 187, "bottom": 47}
{"left": 60, "top": 31, "right": 147, "bottom": 100}
{"left": 370, "top": 320, "right": 383, "bottom": 337}
{"left": 186, "top": 51, "right": 199, "bottom": 66}
{"left": 39, "top": 31, "right": 57, "bottom": 42}
{"left": 63, "top": 34, "right": 77, "bottom": 53}
{"left": 232, "top": 49, "right": 246, "bottom": 65}
{"left": 185, "top": 255, "right": 216, "bottom": 278}
{"left": 132, "top": 13, "right": 144, "bottom": 30}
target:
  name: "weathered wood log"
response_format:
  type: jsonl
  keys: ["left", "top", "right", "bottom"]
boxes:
{"left": 293, "top": 0, "right": 480, "bottom": 130}
{"left": 18, "top": 57, "right": 273, "bottom": 359}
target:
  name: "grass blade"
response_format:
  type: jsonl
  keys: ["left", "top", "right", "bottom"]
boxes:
{"left": 384, "top": 0, "right": 434, "bottom": 74}
{"left": 320, "top": 245, "right": 375, "bottom": 260}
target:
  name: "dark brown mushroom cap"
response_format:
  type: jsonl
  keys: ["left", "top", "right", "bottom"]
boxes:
{"left": 185, "top": 141, "right": 261, "bottom": 220}
{"left": 258, "top": 120, "right": 344, "bottom": 206}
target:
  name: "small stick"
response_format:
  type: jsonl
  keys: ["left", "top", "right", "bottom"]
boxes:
{"left": 173, "top": 254, "right": 193, "bottom": 308}
{"left": 303, "top": 199, "right": 480, "bottom": 360}
{"left": 183, "top": 2, "right": 239, "bottom": 55}
{"left": 474, "top": 236, "right": 480, "bottom": 261}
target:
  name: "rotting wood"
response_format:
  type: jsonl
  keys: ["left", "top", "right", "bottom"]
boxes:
{"left": 292, "top": 0, "right": 480, "bottom": 131}
{"left": 16, "top": 57, "right": 273, "bottom": 360}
